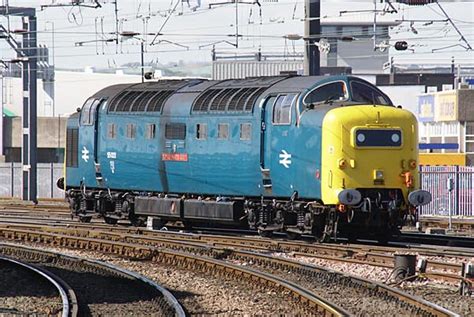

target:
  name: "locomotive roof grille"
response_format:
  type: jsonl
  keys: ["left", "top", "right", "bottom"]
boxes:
{"left": 245, "top": 87, "right": 268, "bottom": 112}
{"left": 146, "top": 90, "right": 174, "bottom": 112}
{"left": 193, "top": 89, "right": 220, "bottom": 112}
{"left": 131, "top": 91, "right": 155, "bottom": 112}
{"left": 116, "top": 91, "right": 142, "bottom": 112}
{"left": 108, "top": 90, "right": 129, "bottom": 112}
{"left": 192, "top": 77, "right": 276, "bottom": 114}
{"left": 232, "top": 87, "right": 256, "bottom": 112}
{"left": 209, "top": 88, "right": 240, "bottom": 112}
{"left": 107, "top": 89, "right": 175, "bottom": 113}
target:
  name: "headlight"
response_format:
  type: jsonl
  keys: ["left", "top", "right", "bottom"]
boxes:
{"left": 391, "top": 133, "right": 400, "bottom": 143}
{"left": 357, "top": 133, "right": 366, "bottom": 143}
{"left": 355, "top": 129, "right": 402, "bottom": 147}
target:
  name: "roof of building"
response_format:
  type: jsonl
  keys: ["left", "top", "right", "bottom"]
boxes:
{"left": 3, "top": 107, "right": 16, "bottom": 117}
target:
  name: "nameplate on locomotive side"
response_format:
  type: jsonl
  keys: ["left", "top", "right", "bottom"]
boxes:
{"left": 161, "top": 153, "right": 188, "bottom": 162}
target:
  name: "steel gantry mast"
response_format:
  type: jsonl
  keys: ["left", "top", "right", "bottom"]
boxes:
{"left": 304, "top": 0, "right": 321, "bottom": 76}
{"left": 0, "top": 6, "right": 38, "bottom": 202}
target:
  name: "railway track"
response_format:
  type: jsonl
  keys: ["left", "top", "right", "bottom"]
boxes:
{"left": 0, "top": 223, "right": 459, "bottom": 316}
{"left": 0, "top": 244, "right": 185, "bottom": 316}
{"left": 0, "top": 205, "right": 472, "bottom": 286}
{"left": 0, "top": 255, "right": 77, "bottom": 316}
{"left": 0, "top": 219, "right": 468, "bottom": 281}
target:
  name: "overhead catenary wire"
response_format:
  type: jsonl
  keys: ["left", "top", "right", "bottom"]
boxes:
{"left": 0, "top": 0, "right": 472, "bottom": 69}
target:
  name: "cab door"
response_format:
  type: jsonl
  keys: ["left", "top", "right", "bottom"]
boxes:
{"left": 261, "top": 93, "right": 298, "bottom": 197}
{"left": 78, "top": 98, "right": 103, "bottom": 187}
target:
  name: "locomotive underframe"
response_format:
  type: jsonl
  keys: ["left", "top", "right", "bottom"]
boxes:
{"left": 65, "top": 184, "right": 408, "bottom": 241}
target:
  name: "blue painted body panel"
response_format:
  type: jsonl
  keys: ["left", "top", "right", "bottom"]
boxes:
{"left": 66, "top": 75, "right": 387, "bottom": 200}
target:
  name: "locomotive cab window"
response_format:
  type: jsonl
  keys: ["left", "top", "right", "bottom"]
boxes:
{"left": 273, "top": 94, "right": 297, "bottom": 125}
{"left": 350, "top": 81, "right": 392, "bottom": 106}
{"left": 80, "top": 98, "right": 101, "bottom": 126}
{"left": 196, "top": 123, "right": 208, "bottom": 140}
{"left": 303, "top": 82, "right": 348, "bottom": 105}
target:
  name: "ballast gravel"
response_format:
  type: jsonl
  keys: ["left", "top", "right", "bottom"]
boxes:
{"left": 0, "top": 262, "right": 63, "bottom": 315}
{"left": 1, "top": 240, "right": 304, "bottom": 316}
{"left": 276, "top": 252, "right": 474, "bottom": 316}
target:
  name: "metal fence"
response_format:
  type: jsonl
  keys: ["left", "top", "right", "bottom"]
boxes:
{"left": 0, "top": 163, "right": 64, "bottom": 199}
{"left": 419, "top": 165, "right": 474, "bottom": 217}
{"left": 1, "top": 162, "right": 473, "bottom": 215}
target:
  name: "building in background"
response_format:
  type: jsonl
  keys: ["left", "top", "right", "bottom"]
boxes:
{"left": 1, "top": 70, "right": 141, "bottom": 163}
{"left": 212, "top": 21, "right": 397, "bottom": 80}
{"left": 417, "top": 86, "right": 474, "bottom": 166}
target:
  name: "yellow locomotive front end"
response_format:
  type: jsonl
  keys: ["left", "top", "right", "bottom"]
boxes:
{"left": 321, "top": 105, "right": 431, "bottom": 236}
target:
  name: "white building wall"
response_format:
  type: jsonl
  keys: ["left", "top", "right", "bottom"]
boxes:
{"left": 2, "top": 71, "right": 141, "bottom": 117}
{"left": 378, "top": 85, "right": 425, "bottom": 115}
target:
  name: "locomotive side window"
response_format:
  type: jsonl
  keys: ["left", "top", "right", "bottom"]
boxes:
{"left": 218, "top": 123, "right": 229, "bottom": 140}
{"left": 240, "top": 123, "right": 252, "bottom": 141}
{"left": 272, "top": 94, "right": 297, "bottom": 125}
{"left": 196, "top": 123, "right": 208, "bottom": 140}
{"left": 126, "top": 124, "right": 136, "bottom": 139}
{"left": 165, "top": 123, "right": 186, "bottom": 140}
{"left": 146, "top": 124, "right": 156, "bottom": 139}
{"left": 303, "top": 82, "right": 347, "bottom": 105}
{"left": 107, "top": 123, "right": 117, "bottom": 139}
{"left": 350, "top": 81, "right": 391, "bottom": 106}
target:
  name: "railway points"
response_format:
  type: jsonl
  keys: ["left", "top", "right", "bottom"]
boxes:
{"left": 0, "top": 207, "right": 473, "bottom": 314}
{"left": 0, "top": 219, "right": 461, "bottom": 316}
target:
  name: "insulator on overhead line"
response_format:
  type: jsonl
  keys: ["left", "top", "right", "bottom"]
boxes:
{"left": 394, "top": 41, "right": 409, "bottom": 51}
{"left": 396, "top": 0, "right": 436, "bottom": 5}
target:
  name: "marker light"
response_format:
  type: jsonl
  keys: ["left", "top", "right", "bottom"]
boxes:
{"left": 338, "top": 158, "right": 347, "bottom": 169}
{"left": 374, "top": 170, "right": 384, "bottom": 180}
{"left": 409, "top": 159, "right": 417, "bottom": 169}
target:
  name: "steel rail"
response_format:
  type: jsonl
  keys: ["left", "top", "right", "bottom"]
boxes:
{"left": 0, "top": 255, "right": 78, "bottom": 317}
{"left": 0, "top": 223, "right": 467, "bottom": 278}
{"left": 226, "top": 249, "right": 459, "bottom": 317}
{"left": 0, "top": 227, "right": 459, "bottom": 316}
{"left": 0, "top": 243, "right": 186, "bottom": 317}
{"left": 0, "top": 240, "right": 346, "bottom": 317}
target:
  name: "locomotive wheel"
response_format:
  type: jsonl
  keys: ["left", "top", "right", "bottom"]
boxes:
{"left": 130, "top": 216, "right": 146, "bottom": 227}
{"left": 79, "top": 215, "right": 92, "bottom": 223}
{"left": 258, "top": 229, "right": 273, "bottom": 238}
{"left": 104, "top": 217, "right": 118, "bottom": 225}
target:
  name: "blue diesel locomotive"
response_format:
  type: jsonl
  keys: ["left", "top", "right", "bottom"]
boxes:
{"left": 60, "top": 75, "right": 431, "bottom": 240}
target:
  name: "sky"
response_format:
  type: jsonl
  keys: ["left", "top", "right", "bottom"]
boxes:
{"left": 0, "top": 0, "right": 473, "bottom": 70}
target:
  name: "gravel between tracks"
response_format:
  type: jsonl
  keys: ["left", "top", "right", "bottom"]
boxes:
{"left": 401, "top": 284, "right": 474, "bottom": 315}
{"left": 0, "top": 261, "right": 63, "bottom": 315}
{"left": 228, "top": 256, "right": 418, "bottom": 316}
{"left": 277, "top": 252, "right": 474, "bottom": 316}
{"left": 1, "top": 240, "right": 305, "bottom": 316}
